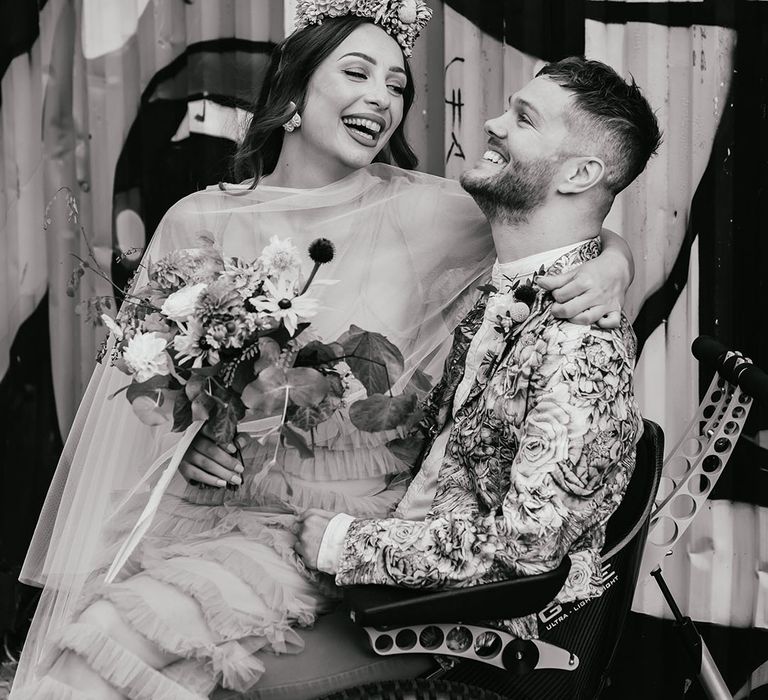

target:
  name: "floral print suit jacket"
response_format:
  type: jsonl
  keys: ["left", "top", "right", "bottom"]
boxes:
{"left": 335, "top": 239, "right": 642, "bottom": 637}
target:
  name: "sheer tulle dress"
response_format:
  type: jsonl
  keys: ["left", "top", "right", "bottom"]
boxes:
{"left": 11, "top": 165, "right": 494, "bottom": 699}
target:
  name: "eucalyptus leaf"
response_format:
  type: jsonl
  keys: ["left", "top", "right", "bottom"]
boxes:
{"left": 404, "top": 369, "right": 434, "bottom": 401}
{"left": 242, "top": 366, "right": 331, "bottom": 417}
{"left": 126, "top": 374, "right": 170, "bottom": 403}
{"left": 338, "top": 325, "right": 404, "bottom": 395}
{"left": 386, "top": 436, "right": 426, "bottom": 468}
{"left": 172, "top": 393, "right": 193, "bottom": 432}
{"left": 326, "top": 372, "right": 345, "bottom": 399}
{"left": 287, "top": 395, "right": 342, "bottom": 431}
{"left": 251, "top": 337, "right": 282, "bottom": 377}
{"left": 281, "top": 424, "right": 314, "bottom": 459}
{"left": 189, "top": 364, "right": 220, "bottom": 377}
{"left": 210, "top": 393, "right": 246, "bottom": 444}
{"left": 294, "top": 340, "right": 344, "bottom": 368}
{"left": 349, "top": 393, "right": 418, "bottom": 432}
{"left": 185, "top": 374, "right": 208, "bottom": 401}
{"left": 131, "top": 394, "right": 169, "bottom": 426}
{"left": 191, "top": 390, "right": 216, "bottom": 422}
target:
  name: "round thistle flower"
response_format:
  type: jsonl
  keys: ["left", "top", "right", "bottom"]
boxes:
{"left": 308, "top": 238, "right": 335, "bottom": 264}
{"left": 508, "top": 301, "right": 531, "bottom": 323}
{"left": 513, "top": 284, "right": 537, "bottom": 306}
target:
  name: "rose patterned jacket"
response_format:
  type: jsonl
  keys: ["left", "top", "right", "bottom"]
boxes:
{"left": 334, "top": 238, "right": 642, "bottom": 637}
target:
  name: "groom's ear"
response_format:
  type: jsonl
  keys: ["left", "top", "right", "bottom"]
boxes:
{"left": 557, "top": 156, "right": 605, "bottom": 194}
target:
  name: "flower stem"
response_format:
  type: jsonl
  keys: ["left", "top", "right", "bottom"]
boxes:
{"left": 299, "top": 263, "right": 320, "bottom": 296}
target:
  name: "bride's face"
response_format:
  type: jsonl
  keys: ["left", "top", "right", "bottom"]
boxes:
{"left": 296, "top": 24, "right": 407, "bottom": 172}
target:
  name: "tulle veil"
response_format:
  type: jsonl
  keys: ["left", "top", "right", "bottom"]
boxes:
{"left": 15, "top": 163, "right": 494, "bottom": 685}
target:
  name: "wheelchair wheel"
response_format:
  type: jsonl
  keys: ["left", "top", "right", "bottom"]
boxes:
{"left": 318, "top": 678, "right": 508, "bottom": 700}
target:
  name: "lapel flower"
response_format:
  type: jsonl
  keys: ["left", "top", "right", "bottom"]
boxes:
{"left": 486, "top": 295, "right": 531, "bottom": 332}
{"left": 485, "top": 279, "right": 538, "bottom": 334}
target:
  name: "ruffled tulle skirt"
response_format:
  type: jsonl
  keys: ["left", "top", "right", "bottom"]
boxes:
{"left": 12, "top": 417, "right": 410, "bottom": 699}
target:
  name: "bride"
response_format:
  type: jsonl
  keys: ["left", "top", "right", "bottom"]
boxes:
{"left": 13, "top": 2, "right": 634, "bottom": 698}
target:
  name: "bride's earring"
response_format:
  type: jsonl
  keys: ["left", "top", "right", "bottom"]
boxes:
{"left": 282, "top": 102, "right": 302, "bottom": 132}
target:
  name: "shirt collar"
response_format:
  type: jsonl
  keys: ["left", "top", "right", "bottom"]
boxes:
{"left": 491, "top": 238, "right": 595, "bottom": 288}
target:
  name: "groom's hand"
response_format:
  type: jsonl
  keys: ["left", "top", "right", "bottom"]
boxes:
{"left": 295, "top": 508, "right": 336, "bottom": 570}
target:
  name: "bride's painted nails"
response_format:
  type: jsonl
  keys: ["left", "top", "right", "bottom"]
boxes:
{"left": 216, "top": 479, "right": 227, "bottom": 488}
{"left": 231, "top": 475, "right": 242, "bottom": 485}
{"left": 234, "top": 464, "right": 244, "bottom": 474}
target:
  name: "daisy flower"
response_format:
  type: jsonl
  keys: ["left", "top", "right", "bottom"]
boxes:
{"left": 173, "top": 319, "right": 215, "bottom": 368}
{"left": 249, "top": 276, "right": 319, "bottom": 336}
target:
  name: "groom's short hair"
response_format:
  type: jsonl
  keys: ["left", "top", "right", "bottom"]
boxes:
{"left": 537, "top": 56, "right": 662, "bottom": 195}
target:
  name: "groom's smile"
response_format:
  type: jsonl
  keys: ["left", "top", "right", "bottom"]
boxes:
{"left": 478, "top": 137, "right": 510, "bottom": 169}
{"left": 481, "top": 148, "right": 508, "bottom": 166}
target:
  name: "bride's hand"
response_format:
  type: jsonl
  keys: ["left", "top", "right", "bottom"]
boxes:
{"left": 179, "top": 425, "right": 247, "bottom": 488}
{"left": 536, "top": 230, "right": 633, "bottom": 329}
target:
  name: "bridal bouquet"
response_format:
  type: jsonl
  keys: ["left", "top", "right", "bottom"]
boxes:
{"left": 51, "top": 187, "right": 428, "bottom": 582}
{"left": 101, "top": 235, "right": 424, "bottom": 458}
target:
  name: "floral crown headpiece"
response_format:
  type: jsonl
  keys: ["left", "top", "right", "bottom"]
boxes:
{"left": 294, "top": 0, "right": 432, "bottom": 57}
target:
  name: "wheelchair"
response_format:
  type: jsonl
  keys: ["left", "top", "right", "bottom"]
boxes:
{"left": 216, "top": 336, "right": 764, "bottom": 700}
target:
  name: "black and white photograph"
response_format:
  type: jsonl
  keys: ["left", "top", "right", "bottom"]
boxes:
{"left": 0, "top": 1, "right": 766, "bottom": 698}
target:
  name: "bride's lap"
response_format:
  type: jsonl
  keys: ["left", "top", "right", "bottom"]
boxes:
{"left": 42, "top": 532, "right": 322, "bottom": 696}
{"left": 92, "top": 532, "right": 319, "bottom": 653}
{"left": 44, "top": 577, "right": 193, "bottom": 698}
{"left": 74, "top": 572, "right": 210, "bottom": 672}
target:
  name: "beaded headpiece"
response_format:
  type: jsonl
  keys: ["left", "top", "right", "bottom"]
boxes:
{"left": 294, "top": 0, "right": 432, "bottom": 57}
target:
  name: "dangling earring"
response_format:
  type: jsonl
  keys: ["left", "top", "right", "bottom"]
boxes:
{"left": 282, "top": 102, "right": 302, "bottom": 132}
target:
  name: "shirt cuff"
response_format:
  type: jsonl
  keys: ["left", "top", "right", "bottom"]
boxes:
{"left": 317, "top": 513, "right": 356, "bottom": 575}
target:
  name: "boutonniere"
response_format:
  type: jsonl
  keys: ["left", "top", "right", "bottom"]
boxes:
{"left": 481, "top": 269, "right": 542, "bottom": 338}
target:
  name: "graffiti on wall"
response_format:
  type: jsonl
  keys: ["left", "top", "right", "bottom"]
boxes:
{"left": 0, "top": 0, "right": 766, "bottom": 690}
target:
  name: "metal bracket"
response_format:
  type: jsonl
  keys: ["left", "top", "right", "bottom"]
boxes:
{"left": 363, "top": 622, "right": 579, "bottom": 675}
{"left": 639, "top": 361, "right": 753, "bottom": 577}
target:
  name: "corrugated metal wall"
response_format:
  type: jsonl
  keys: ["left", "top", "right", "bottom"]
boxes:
{"left": 1, "top": 0, "right": 766, "bottom": 668}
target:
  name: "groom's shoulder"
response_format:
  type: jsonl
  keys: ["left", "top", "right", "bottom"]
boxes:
{"left": 531, "top": 311, "right": 638, "bottom": 368}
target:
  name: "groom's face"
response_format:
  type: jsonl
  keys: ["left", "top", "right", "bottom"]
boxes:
{"left": 460, "top": 77, "right": 574, "bottom": 224}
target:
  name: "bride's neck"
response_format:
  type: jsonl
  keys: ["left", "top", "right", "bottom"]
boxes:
{"left": 261, "top": 139, "right": 356, "bottom": 189}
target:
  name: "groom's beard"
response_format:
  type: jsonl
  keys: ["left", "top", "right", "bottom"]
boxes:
{"left": 460, "top": 155, "right": 558, "bottom": 226}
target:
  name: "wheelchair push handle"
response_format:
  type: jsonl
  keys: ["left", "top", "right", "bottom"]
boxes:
{"left": 692, "top": 335, "right": 768, "bottom": 402}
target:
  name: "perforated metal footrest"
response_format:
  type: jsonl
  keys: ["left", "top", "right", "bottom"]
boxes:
{"left": 639, "top": 368, "right": 753, "bottom": 577}
{"left": 363, "top": 623, "right": 579, "bottom": 675}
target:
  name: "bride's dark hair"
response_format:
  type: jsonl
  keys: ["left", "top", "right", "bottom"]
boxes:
{"left": 232, "top": 15, "right": 418, "bottom": 184}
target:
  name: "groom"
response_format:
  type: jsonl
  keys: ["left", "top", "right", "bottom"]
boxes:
{"left": 296, "top": 56, "right": 661, "bottom": 631}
